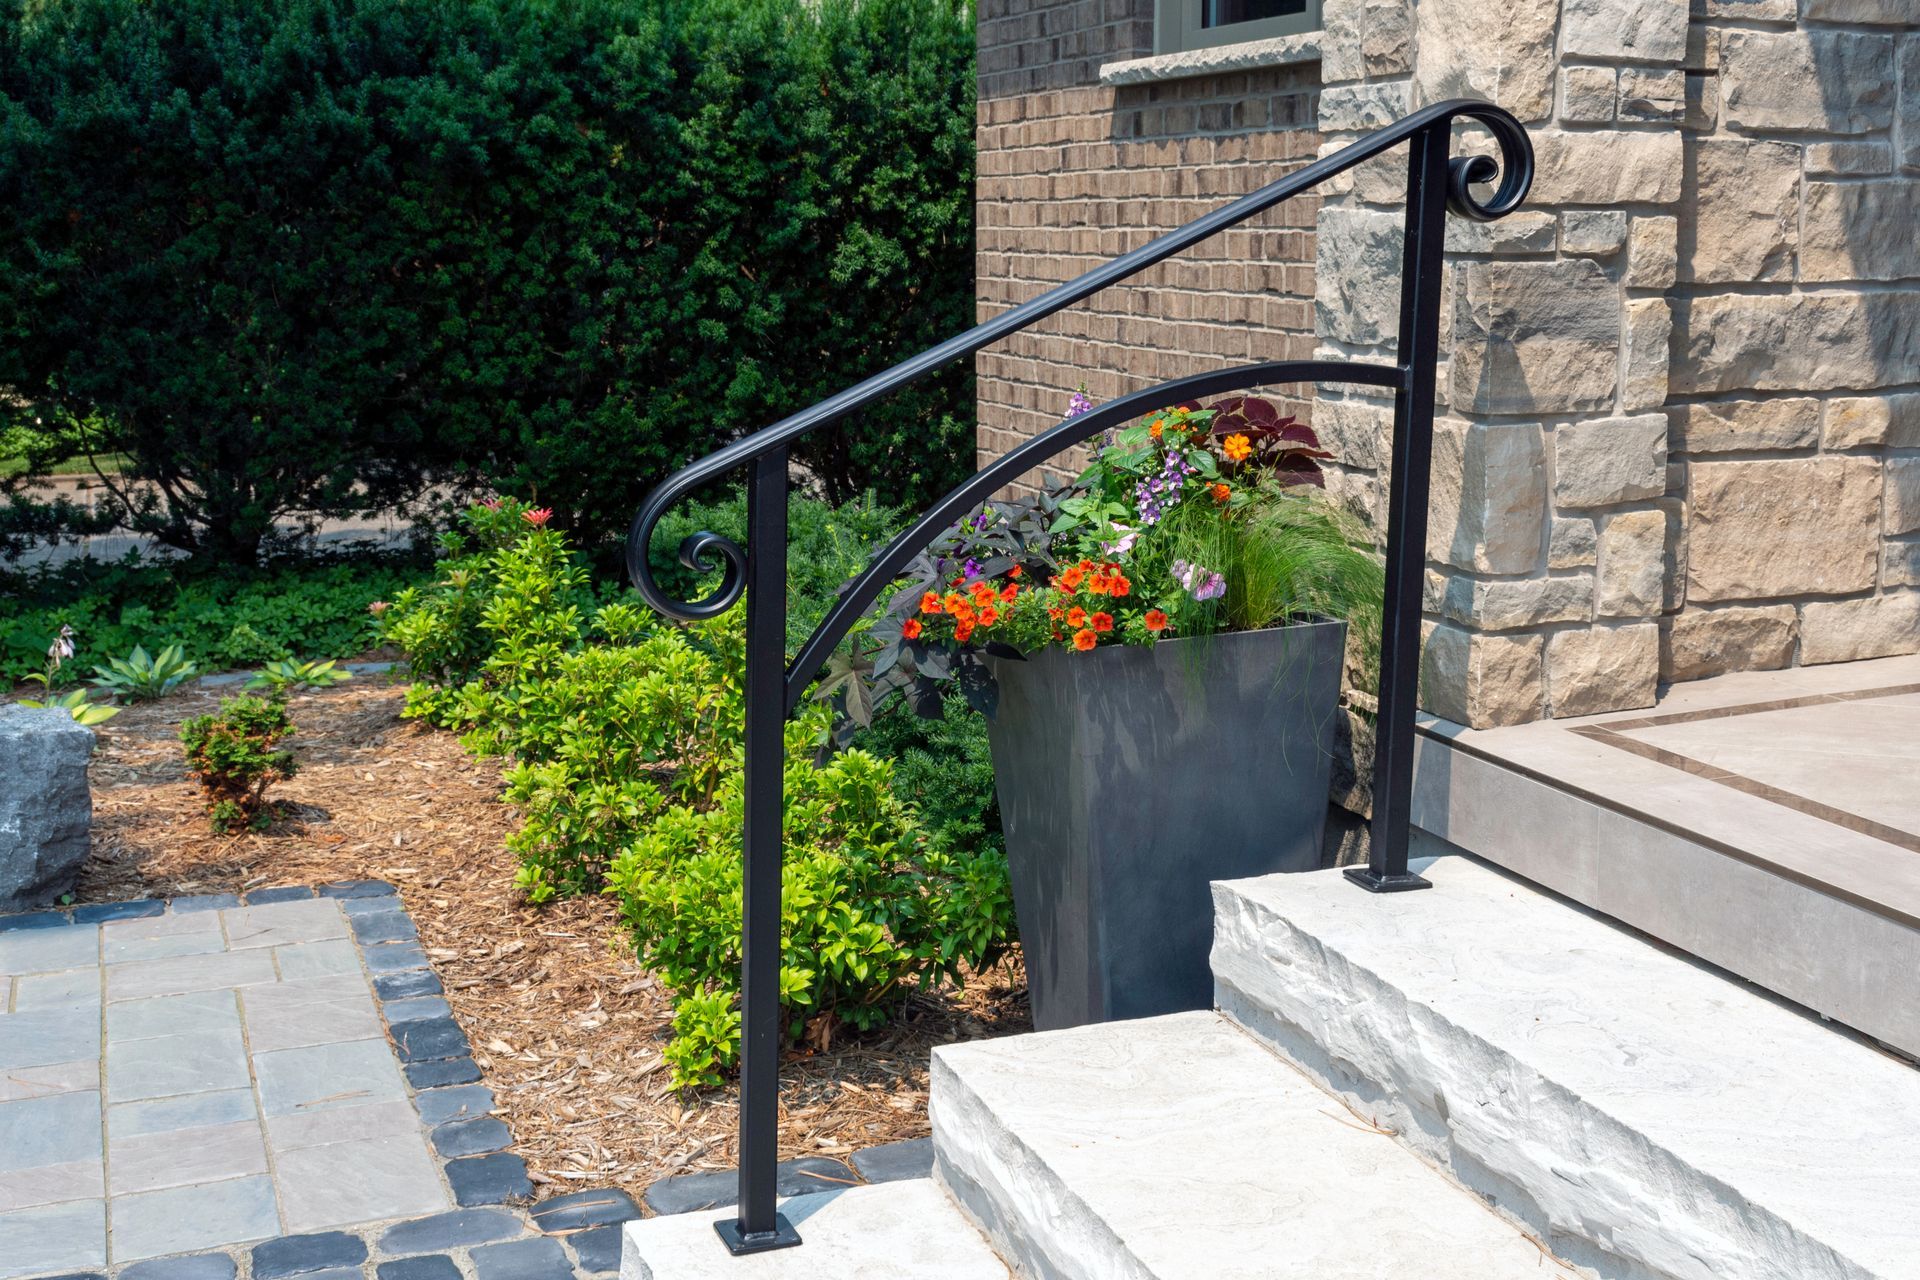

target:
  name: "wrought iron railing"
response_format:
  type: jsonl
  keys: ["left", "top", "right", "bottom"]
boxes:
{"left": 624, "top": 100, "right": 1533, "bottom": 1254}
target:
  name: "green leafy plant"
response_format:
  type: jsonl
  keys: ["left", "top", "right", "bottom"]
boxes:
{"left": 383, "top": 498, "right": 1016, "bottom": 1084}
{"left": 20, "top": 685, "right": 120, "bottom": 726}
{"left": 179, "top": 696, "right": 298, "bottom": 833}
{"left": 246, "top": 659, "right": 353, "bottom": 696}
{"left": 606, "top": 711, "right": 1014, "bottom": 1088}
{"left": 90, "top": 644, "right": 197, "bottom": 702}
{"left": 2, "top": 556, "right": 422, "bottom": 685}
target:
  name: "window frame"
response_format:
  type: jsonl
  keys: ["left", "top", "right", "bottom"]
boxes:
{"left": 1154, "top": 0, "right": 1322, "bottom": 55}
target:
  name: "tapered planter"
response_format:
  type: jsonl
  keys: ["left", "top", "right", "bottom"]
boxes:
{"left": 985, "top": 619, "right": 1346, "bottom": 1030}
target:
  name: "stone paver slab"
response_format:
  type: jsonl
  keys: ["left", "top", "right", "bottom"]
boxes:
{"left": 0, "top": 1197, "right": 107, "bottom": 1280}
{"left": 0, "top": 1059, "right": 98, "bottom": 1101}
{"left": 105, "top": 950, "right": 277, "bottom": 1003}
{"left": 120, "top": 1253, "right": 238, "bottom": 1280}
{"left": 106, "top": 990, "right": 241, "bottom": 1045}
{"left": 0, "top": 1007, "right": 101, "bottom": 1070}
{"left": 415, "top": 1084, "right": 494, "bottom": 1126}
{"left": 105, "top": 1027, "right": 251, "bottom": 1103}
{"left": 250, "top": 1228, "right": 368, "bottom": 1278}
{"left": 266, "top": 1098, "right": 420, "bottom": 1153}
{"left": 12, "top": 968, "right": 100, "bottom": 1009}
{"left": 221, "top": 901, "right": 349, "bottom": 951}
{"left": 108, "top": 1120, "right": 269, "bottom": 1196}
{"left": 101, "top": 912, "right": 225, "bottom": 965}
{"left": 271, "top": 939, "right": 362, "bottom": 982}
{"left": 253, "top": 1039, "right": 407, "bottom": 1117}
{"left": 275, "top": 1134, "right": 449, "bottom": 1232}
{"left": 0, "top": 1090, "right": 102, "bottom": 1172}
{"left": 109, "top": 1089, "right": 257, "bottom": 1139}
{"left": 240, "top": 975, "right": 381, "bottom": 1054}
{"left": 0, "top": 1158, "right": 104, "bottom": 1213}
{"left": 109, "top": 1175, "right": 280, "bottom": 1262}
{"left": 0, "top": 923, "right": 99, "bottom": 976}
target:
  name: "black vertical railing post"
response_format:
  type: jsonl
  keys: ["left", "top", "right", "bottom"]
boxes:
{"left": 714, "top": 449, "right": 803, "bottom": 1256}
{"left": 1346, "top": 121, "right": 1451, "bottom": 895}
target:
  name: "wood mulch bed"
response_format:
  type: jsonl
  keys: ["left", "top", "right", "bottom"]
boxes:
{"left": 66, "top": 672, "right": 1031, "bottom": 1201}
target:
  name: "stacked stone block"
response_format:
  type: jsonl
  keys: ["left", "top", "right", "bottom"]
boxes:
{"left": 975, "top": 0, "right": 1323, "bottom": 497}
{"left": 1315, "top": 0, "right": 1920, "bottom": 726}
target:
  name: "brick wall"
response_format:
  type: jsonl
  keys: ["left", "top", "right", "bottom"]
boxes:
{"left": 974, "top": 0, "right": 1323, "bottom": 497}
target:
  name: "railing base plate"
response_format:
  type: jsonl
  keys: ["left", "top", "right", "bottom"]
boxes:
{"left": 714, "top": 1214, "right": 803, "bottom": 1256}
{"left": 1343, "top": 867, "right": 1434, "bottom": 894}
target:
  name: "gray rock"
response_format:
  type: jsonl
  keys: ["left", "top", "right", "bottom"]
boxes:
{"left": 0, "top": 706, "right": 94, "bottom": 914}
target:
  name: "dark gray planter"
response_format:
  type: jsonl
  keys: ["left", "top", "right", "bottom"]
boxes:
{"left": 985, "top": 619, "right": 1345, "bottom": 1030}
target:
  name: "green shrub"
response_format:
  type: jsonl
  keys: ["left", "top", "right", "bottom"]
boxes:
{"left": 1, "top": 556, "right": 423, "bottom": 685}
{"left": 0, "top": 0, "right": 976, "bottom": 559}
{"left": 385, "top": 498, "right": 1015, "bottom": 1086}
{"left": 245, "top": 658, "right": 353, "bottom": 696}
{"left": 605, "top": 711, "right": 1014, "bottom": 1087}
{"left": 179, "top": 695, "right": 298, "bottom": 833}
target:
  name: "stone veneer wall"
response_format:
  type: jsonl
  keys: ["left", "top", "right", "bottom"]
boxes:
{"left": 1315, "top": 0, "right": 1920, "bottom": 727}
{"left": 975, "top": 0, "right": 1323, "bottom": 497}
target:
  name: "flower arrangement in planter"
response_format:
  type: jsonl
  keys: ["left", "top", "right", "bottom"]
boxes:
{"left": 824, "top": 391, "right": 1384, "bottom": 1029}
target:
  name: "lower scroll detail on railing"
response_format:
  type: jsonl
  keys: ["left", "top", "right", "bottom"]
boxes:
{"left": 625, "top": 99, "right": 1534, "bottom": 1255}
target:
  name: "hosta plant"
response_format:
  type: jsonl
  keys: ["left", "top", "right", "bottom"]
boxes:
{"left": 245, "top": 658, "right": 353, "bottom": 695}
{"left": 90, "top": 644, "right": 197, "bottom": 701}
{"left": 179, "top": 695, "right": 297, "bottom": 833}
{"left": 20, "top": 685, "right": 120, "bottom": 726}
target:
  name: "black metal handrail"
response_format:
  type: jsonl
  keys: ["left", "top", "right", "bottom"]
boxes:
{"left": 625, "top": 99, "right": 1533, "bottom": 1255}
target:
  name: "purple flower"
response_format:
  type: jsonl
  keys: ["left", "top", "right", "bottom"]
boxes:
{"left": 1065, "top": 388, "right": 1094, "bottom": 418}
{"left": 1172, "top": 559, "right": 1227, "bottom": 602}
{"left": 962, "top": 557, "right": 983, "bottom": 580}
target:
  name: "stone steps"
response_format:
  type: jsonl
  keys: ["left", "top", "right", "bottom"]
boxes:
{"left": 618, "top": 1179, "right": 1010, "bottom": 1279}
{"left": 1211, "top": 856, "right": 1920, "bottom": 1280}
{"left": 929, "top": 1009, "right": 1577, "bottom": 1280}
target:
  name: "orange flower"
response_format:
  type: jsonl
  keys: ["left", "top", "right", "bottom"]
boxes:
{"left": 1211, "top": 482, "right": 1231, "bottom": 503}
{"left": 1091, "top": 612, "right": 1114, "bottom": 632}
{"left": 1087, "top": 573, "right": 1110, "bottom": 596}
{"left": 1072, "top": 628, "right": 1098, "bottom": 651}
{"left": 999, "top": 583, "right": 1018, "bottom": 602}
{"left": 1148, "top": 419, "right": 1164, "bottom": 439}
{"left": 951, "top": 602, "right": 976, "bottom": 625}
{"left": 955, "top": 621, "right": 975, "bottom": 643}
{"left": 1108, "top": 573, "right": 1131, "bottom": 598}
{"left": 943, "top": 592, "right": 967, "bottom": 614}
{"left": 1145, "top": 609, "right": 1169, "bottom": 632}
{"left": 1060, "top": 567, "right": 1086, "bottom": 591}
{"left": 902, "top": 618, "right": 923, "bottom": 640}
{"left": 1222, "top": 433, "right": 1252, "bottom": 462}
{"left": 979, "top": 605, "right": 1001, "bottom": 626}
{"left": 920, "top": 592, "right": 943, "bottom": 614}
{"left": 1066, "top": 606, "right": 1088, "bottom": 628}
{"left": 969, "top": 580, "right": 996, "bottom": 603}
{"left": 1047, "top": 606, "right": 1064, "bottom": 621}
{"left": 1007, "top": 565, "right": 1023, "bottom": 578}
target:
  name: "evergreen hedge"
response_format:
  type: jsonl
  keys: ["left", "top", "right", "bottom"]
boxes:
{"left": 0, "top": 0, "right": 975, "bottom": 562}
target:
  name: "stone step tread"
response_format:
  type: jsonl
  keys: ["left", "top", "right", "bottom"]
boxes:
{"left": 619, "top": 1179, "right": 1010, "bottom": 1279}
{"left": 931, "top": 1010, "right": 1576, "bottom": 1280}
{"left": 1211, "top": 856, "right": 1920, "bottom": 1280}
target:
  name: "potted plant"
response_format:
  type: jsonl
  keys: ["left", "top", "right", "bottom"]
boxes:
{"left": 825, "top": 394, "right": 1384, "bottom": 1030}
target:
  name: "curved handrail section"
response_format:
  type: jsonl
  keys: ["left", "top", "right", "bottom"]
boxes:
{"left": 623, "top": 98, "right": 1534, "bottom": 622}
{"left": 780, "top": 357, "right": 1399, "bottom": 712}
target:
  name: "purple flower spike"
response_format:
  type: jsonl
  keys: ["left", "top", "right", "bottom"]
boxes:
{"left": 1065, "top": 388, "right": 1094, "bottom": 418}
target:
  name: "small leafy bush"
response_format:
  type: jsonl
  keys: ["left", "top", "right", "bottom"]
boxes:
{"left": 179, "top": 696, "right": 297, "bottom": 833}
{"left": 384, "top": 498, "right": 1016, "bottom": 1086}
{"left": 90, "top": 644, "right": 197, "bottom": 701}
{"left": 606, "top": 711, "right": 1014, "bottom": 1087}
{"left": 246, "top": 659, "right": 353, "bottom": 696}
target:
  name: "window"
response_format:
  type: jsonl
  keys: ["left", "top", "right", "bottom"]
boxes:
{"left": 1156, "top": 0, "right": 1320, "bottom": 54}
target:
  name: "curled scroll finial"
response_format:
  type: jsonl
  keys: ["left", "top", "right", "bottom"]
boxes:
{"left": 1442, "top": 103, "right": 1534, "bottom": 223}
{"left": 625, "top": 507, "right": 747, "bottom": 624}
